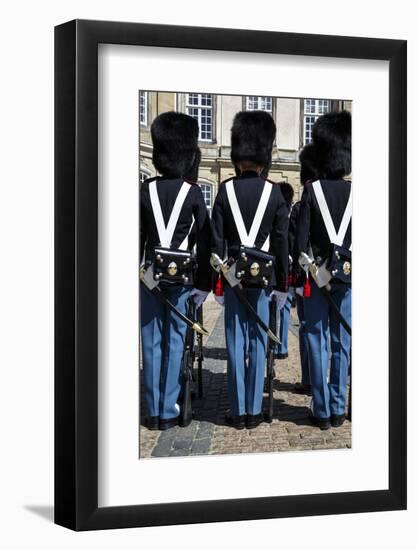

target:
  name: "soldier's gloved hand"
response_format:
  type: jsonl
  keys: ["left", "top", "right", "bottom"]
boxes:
{"left": 295, "top": 287, "right": 304, "bottom": 297}
{"left": 190, "top": 288, "right": 209, "bottom": 309}
{"left": 270, "top": 290, "right": 288, "bottom": 311}
{"left": 214, "top": 294, "right": 224, "bottom": 307}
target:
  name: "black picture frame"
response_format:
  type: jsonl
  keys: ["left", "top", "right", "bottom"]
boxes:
{"left": 55, "top": 19, "right": 407, "bottom": 531}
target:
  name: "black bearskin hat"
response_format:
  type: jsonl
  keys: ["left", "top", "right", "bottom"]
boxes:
{"left": 280, "top": 182, "right": 294, "bottom": 208}
{"left": 151, "top": 112, "right": 200, "bottom": 178}
{"left": 231, "top": 111, "right": 276, "bottom": 169}
{"left": 185, "top": 146, "right": 201, "bottom": 183}
{"left": 311, "top": 110, "right": 351, "bottom": 179}
{"left": 299, "top": 143, "right": 320, "bottom": 185}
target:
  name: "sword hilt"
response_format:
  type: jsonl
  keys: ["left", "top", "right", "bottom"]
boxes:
{"left": 192, "top": 322, "right": 209, "bottom": 336}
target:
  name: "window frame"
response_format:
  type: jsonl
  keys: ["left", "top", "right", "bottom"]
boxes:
{"left": 302, "top": 98, "right": 331, "bottom": 145}
{"left": 185, "top": 93, "right": 215, "bottom": 143}
{"left": 139, "top": 91, "right": 148, "bottom": 126}
{"left": 199, "top": 180, "right": 214, "bottom": 215}
{"left": 245, "top": 95, "right": 274, "bottom": 113}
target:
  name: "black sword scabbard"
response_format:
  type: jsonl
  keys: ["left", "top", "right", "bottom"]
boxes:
{"left": 320, "top": 286, "right": 352, "bottom": 336}
{"left": 141, "top": 282, "right": 209, "bottom": 335}
{"left": 232, "top": 285, "right": 280, "bottom": 344}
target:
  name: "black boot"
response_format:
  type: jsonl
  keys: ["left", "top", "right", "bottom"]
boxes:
{"left": 159, "top": 416, "right": 179, "bottom": 431}
{"left": 145, "top": 416, "right": 160, "bottom": 431}
{"left": 309, "top": 412, "right": 331, "bottom": 430}
{"left": 225, "top": 413, "right": 246, "bottom": 430}
{"left": 331, "top": 414, "right": 346, "bottom": 427}
{"left": 246, "top": 414, "right": 264, "bottom": 429}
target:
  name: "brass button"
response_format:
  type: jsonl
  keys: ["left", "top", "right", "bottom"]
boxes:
{"left": 249, "top": 262, "right": 260, "bottom": 277}
{"left": 167, "top": 262, "right": 178, "bottom": 276}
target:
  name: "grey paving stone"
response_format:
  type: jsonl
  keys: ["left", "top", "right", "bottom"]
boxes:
{"left": 151, "top": 439, "right": 173, "bottom": 457}
{"left": 157, "top": 429, "right": 178, "bottom": 442}
{"left": 196, "top": 423, "right": 215, "bottom": 438}
{"left": 172, "top": 437, "right": 194, "bottom": 450}
{"left": 177, "top": 422, "right": 199, "bottom": 437}
{"left": 191, "top": 438, "right": 211, "bottom": 455}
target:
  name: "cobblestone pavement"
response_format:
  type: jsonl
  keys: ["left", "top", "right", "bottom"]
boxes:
{"left": 139, "top": 296, "right": 351, "bottom": 458}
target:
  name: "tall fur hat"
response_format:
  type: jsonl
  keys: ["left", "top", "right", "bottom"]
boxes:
{"left": 279, "top": 182, "right": 294, "bottom": 207}
{"left": 151, "top": 112, "right": 200, "bottom": 178}
{"left": 299, "top": 143, "right": 320, "bottom": 184}
{"left": 231, "top": 111, "right": 276, "bottom": 168}
{"left": 311, "top": 110, "right": 351, "bottom": 179}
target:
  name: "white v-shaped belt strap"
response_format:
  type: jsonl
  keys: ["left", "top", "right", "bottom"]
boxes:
{"left": 311, "top": 180, "right": 352, "bottom": 251}
{"left": 149, "top": 180, "right": 192, "bottom": 250}
{"left": 226, "top": 179, "right": 273, "bottom": 251}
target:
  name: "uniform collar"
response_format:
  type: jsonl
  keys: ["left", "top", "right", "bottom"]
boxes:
{"left": 238, "top": 170, "right": 261, "bottom": 179}
{"left": 156, "top": 175, "right": 182, "bottom": 182}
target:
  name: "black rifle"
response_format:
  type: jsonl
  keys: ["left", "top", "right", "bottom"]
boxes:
{"left": 179, "top": 300, "right": 197, "bottom": 427}
{"left": 265, "top": 300, "right": 277, "bottom": 423}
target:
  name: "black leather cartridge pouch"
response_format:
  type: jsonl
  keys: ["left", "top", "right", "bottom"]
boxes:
{"left": 326, "top": 244, "right": 351, "bottom": 285}
{"left": 152, "top": 247, "right": 195, "bottom": 285}
{"left": 235, "top": 246, "right": 275, "bottom": 288}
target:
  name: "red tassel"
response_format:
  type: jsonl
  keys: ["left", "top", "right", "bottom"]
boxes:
{"left": 303, "top": 274, "right": 311, "bottom": 298}
{"left": 288, "top": 273, "right": 293, "bottom": 287}
{"left": 214, "top": 275, "right": 224, "bottom": 296}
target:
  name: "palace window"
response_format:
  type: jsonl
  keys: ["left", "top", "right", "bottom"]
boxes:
{"left": 139, "top": 91, "right": 148, "bottom": 126}
{"left": 186, "top": 93, "right": 214, "bottom": 141}
{"left": 200, "top": 182, "right": 213, "bottom": 215}
{"left": 303, "top": 99, "right": 330, "bottom": 144}
{"left": 246, "top": 96, "right": 273, "bottom": 113}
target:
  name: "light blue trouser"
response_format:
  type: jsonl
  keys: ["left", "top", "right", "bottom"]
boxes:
{"left": 224, "top": 286, "right": 269, "bottom": 416}
{"left": 140, "top": 285, "right": 191, "bottom": 419}
{"left": 303, "top": 280, "right": 351, "bottom": 418}
{"left": 276, "top": 294, "right": 292, "bottom": 355}
{"left": 296, "top": 294, "right": 310, "bottom": 385}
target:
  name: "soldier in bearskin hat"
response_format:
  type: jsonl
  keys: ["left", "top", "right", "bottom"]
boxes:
{"left": 211, "top": 111, "right": 289, "bottom": 429}
{"left": 140, "top": 112, "right": 211, "bottom": 431}
{"left": 294, "top": 110, "right": 352, "bottom": 430}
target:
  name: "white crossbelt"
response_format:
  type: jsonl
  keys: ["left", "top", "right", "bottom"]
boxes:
{"left": 226, "top": 179, "right": 272, "bottom": 251}
{"left": 311, "top": 180, "right": 352, "bottom": 251}
{"left": 149, "top": 179, "right": 192, "bottom": 250}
